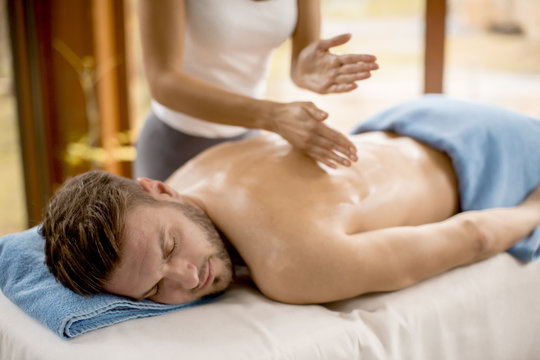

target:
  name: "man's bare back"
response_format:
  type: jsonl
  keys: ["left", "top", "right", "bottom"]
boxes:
{"left": 165, "top": 132, "right": 476, "bottom": 303}
{"left": 170, "top": 130, "right": 460, "bottom": 229}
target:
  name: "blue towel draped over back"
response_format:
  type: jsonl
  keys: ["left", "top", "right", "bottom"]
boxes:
{"left": 352, "top": 95, "right": 540, "bottom": 262}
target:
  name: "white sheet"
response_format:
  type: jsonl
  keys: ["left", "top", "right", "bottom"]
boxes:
{"left": 1, "top": 253, "right": 539, "bottom": 360}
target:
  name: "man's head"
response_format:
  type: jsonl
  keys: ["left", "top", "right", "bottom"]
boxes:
{"left": 42, "top": 170, "right": 233, "bottom": 304}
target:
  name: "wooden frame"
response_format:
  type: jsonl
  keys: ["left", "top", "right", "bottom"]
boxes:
{"left": 424, "top": 0, "right": 447, "bottom": 93}
{"left": 7, "top": 0, "right": 51, "bottom": 225}
{"left": 8, "top": 0, "right": 133, "bottom": 227}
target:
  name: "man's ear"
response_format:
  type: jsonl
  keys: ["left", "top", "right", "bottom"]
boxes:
{"left": 136, "top": 177, "right": 181, "bottom": 200}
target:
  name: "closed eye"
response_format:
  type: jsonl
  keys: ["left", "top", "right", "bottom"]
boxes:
{"left": 146, "top": 234, "right": 178, "bottom": 300}
{"left": 167, "top": 236, "right": 178, "bottom": 259}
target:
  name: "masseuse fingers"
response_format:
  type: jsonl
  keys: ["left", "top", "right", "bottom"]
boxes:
{"left": 335, "top": 72, "right": 372, "bottom": 84}
{"left": 306, "top": 147, "right": 339, "bottom": 169}
{"left": 314, "top": 136, "right": 354, "bottom": 163}
{"left": 289, "top": 102, "right": 356, "bottom": 167}
{"left": 321, "top": 55, "right": 378, "bottom": 94}
{"left": 311, "top": 122, "right": 356, "bottom": 160}
{"left": 313, "top": 145, "right": 352, "bottom": 167}
{"left": 307, "top": 109, "right": 356, "bottom": 160}
{"left": 339, "top": 62, "right": 378, "bottom": 74}
{"left": 303, "top": 126, "right": 356, "bottom": 168}
{"left": 323, "top": 71, "right": 373, "bottom": 93}
{"left": 307, "top": 132, "right": 352, "bottom": 165}
{"left": 317, "top": 33, "right": 352, "bottom": 52}
{"left": 315, "top": 122, "right": 358, "bottom": 160}
{"left": 308, "top": 145, "right": 351, "bottom": 169}
{"left": 338, "top": 53, "right": 377, "bottom": 65}
{"left": 303, "top": 103, "right": 329, "bottom": 122}
{"left": 325, "top": 83, "right": 358, "bottom": 94}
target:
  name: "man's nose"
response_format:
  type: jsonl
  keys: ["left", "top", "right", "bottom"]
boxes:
{"left": 165, "top": 259, "right": 200, "bottom": 290}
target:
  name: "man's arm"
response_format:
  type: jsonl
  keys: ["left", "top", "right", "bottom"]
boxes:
{"left": 262, "top": 186, "right": 540, "bottom": 304}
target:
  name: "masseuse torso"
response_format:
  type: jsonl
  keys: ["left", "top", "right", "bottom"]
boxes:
{"left": 167, "top": 132, "right": 460, "bottom": 290}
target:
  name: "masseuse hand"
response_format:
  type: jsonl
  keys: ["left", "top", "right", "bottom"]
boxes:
{"left": 293, "top": 33, "right": 378, "bottom": 94}
{"left": 268, "top": 101, "right": 357, "bottom": 169}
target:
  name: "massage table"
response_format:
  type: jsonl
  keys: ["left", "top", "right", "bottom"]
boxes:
{"left": 3, "top": 96, "right": 540, "bottom": 358}
{"left": 2, "top": 251, "right": 539, "bottom": 360}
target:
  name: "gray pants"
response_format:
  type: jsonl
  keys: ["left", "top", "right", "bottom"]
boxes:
{"left": 134, "top": 111, "right": 259, "bottom": 181}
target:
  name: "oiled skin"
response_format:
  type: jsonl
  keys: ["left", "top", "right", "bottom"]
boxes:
{"left": 167, "top": 132, "right": 462, "bottom": 300}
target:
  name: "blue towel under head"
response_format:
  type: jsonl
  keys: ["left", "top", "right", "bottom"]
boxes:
{"left": 352, "top": 95, "right": 540, "bottom": 262}
{"left": 0, "top": 227, "right": 217, "bottom": 339}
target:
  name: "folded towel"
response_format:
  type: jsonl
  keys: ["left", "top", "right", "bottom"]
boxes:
{"left": 0, "top": 227, "right": 218, "bottom": 339}
{"left": 352, "top": 94, "right": 540, "bottom": 262}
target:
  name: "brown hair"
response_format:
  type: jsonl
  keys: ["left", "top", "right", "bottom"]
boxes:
{"left": 41, "top": 170, "right": 156, "bottom": 296}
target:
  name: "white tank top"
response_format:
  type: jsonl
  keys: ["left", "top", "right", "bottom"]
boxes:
{"left": 152, "top": 0, "right": 298, "bottom": 138}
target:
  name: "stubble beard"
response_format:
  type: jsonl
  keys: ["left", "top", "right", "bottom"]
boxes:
{"left": 168, "top": 201, "right": 234, "bottom": 296}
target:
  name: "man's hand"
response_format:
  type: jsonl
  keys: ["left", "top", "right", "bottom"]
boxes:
{"left": 292, "top": 33, "right": 379, "bottom": 94}
{"left": 267, "top": 101, "right": 357, "bottom": 169}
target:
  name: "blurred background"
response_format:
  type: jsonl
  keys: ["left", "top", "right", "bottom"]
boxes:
{"left": 1, "top": 0, "right": 539, "bottom": 235}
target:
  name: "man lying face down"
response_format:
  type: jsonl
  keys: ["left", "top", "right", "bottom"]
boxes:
{"left": 41, "top": 96, "right": 540, "bottom": 305}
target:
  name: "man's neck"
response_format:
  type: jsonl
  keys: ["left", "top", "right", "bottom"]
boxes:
{"left": 217, "top": 226, "right": 245, "bottom": 267}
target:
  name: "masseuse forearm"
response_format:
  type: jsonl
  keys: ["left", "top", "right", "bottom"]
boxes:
{"left": 148, "top": 71, "right": 275, "bottom": 131}
{"left": 139, "top": 0, "right": 275, "bottom": 132}
{"left": 290, "top": 0, "right": 320, "bottom": 83}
